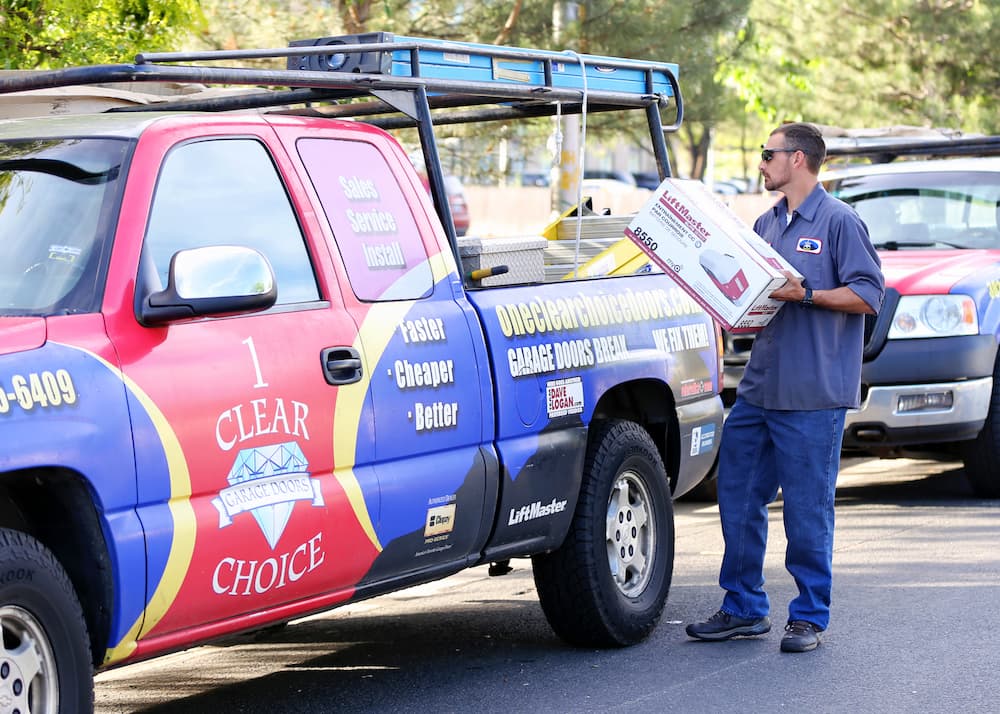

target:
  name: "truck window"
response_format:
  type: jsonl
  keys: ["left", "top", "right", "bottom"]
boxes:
{"left": 144, "top": 138, "right": 320, "bottom": 304}
{"left": 296, "top": 138, "right": 433, "bottom": 302}
{"left": 830, "top": 171, "right": 1000, "bottom": 248}
{"left": 0, "top": 138, "right": 127, "bottom": 315}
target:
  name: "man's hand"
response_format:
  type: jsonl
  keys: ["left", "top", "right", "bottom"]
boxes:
{"left": 769, "top": 270, "right": 806, "bottom": 303}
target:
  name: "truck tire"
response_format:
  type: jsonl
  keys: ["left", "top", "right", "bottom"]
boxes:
{"left": 961, "top": 360, "right": 1000, "bottom": 498}
{"left": 0, "top": 528, "right": 93, "bottom": 714}
{"left": 532, "top": 419, "right": 673, "bottom": 647}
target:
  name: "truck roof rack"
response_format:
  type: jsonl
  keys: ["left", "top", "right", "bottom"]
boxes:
{"left": 0, "top": 33, "right": 683, "bottom": 266}
{"left": 0, "top": 34, "right": 681, "bottom": 127}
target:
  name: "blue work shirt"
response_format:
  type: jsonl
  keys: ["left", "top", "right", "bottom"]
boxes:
{"left": 737, "top": 184, "right": 884, "bottom": 410}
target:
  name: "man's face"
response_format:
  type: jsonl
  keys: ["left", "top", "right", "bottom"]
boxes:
{"left": 759, "top": 136, "right": 799, "bottom": 192}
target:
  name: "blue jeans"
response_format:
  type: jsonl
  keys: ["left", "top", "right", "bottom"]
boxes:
{"left": 716, "top": 396, "right": 846, "bottom": 630}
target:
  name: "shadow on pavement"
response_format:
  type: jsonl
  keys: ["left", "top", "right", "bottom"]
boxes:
{"left": 101, "top": 599, "right": 564, "bottom": 714}
{"left": 835, "top": 463, "right": 975, "bottom": 505}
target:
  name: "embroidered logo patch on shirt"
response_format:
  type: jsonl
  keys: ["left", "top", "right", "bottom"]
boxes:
{"left": 796, "top": 237, "right": 823, "bottom": 254}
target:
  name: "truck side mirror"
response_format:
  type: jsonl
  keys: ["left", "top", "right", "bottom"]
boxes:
{"left": 139, "top": 245, "right": 277, "bottom": 326}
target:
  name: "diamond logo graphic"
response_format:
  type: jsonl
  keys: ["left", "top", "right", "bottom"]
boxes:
{"left": 212, "top": 441, "right": 324, "bottom": 549}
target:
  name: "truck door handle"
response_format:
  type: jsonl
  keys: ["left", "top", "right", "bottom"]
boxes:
{"left": 321, "top": 347, "right": 363, "bottom": 385}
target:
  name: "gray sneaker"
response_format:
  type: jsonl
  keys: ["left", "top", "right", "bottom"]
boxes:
{"left": 686, "top": 610, "right": 771, "bottom": 641}
{"left": 780, "top": 620, "right": 822, "bottom": 652}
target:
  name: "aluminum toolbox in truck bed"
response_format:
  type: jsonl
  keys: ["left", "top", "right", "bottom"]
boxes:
{"left": 459, "top": 235, "right": 547, "bottom": 286}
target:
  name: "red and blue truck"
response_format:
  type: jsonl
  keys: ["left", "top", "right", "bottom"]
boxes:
{"left": 0, "top": 35, "right": 723, "bottom": 710}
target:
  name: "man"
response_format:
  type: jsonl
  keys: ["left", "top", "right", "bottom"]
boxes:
{"left": 687, "top": 122, "right": 884, "bottom": 652}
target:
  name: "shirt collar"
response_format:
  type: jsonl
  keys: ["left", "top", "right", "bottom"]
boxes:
{"left": 771, "top": 183, "right": 827, "bottom": 222}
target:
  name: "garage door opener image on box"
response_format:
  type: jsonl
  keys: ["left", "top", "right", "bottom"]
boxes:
{"left": 699, "top": 249, "right": 749, "bottom": 305}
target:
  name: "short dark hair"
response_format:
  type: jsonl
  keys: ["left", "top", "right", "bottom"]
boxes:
{"left": 772, "top": 122, "right": 826, "bottom": 173}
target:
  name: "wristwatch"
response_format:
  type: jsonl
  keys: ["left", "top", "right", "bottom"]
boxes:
{"left": 801, "top": 287, "right": 814, "bottom": 306}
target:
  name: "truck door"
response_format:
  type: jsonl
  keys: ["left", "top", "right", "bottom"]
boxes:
{"left": 286, "top": 129, "right": 496, "bottom": 582}
{"left": 103, "top": 126, "right": 382, "bottom": 650}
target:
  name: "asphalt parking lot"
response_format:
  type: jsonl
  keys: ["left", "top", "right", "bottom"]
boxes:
{"left": 96, "top": 456, "right": 1000, "bottom": 713}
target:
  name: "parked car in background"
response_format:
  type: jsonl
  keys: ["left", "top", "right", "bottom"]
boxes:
{"left": 709, "top": 180, "right": 744, "bottom": 195}
{"left": 584, "top": 168, "right": 637, "bottom": 186}
{"left": 580, "top": 174, "right": 653, "bottom": 215}
{"left": 444, "top": 174, "right": 471, "bottom": 236}
{"left": 632, "top": 171, "right": 663, "bottom": 190}
{"left": 416, "top": 169, "right": 471, "bottom": 236}
{"left": 519, "top": 171, "right": 551, "bottom": 187}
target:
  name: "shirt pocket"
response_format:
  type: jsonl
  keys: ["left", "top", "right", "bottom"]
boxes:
{"left": 788, "top": 249, "right": 828, "bottom": 290}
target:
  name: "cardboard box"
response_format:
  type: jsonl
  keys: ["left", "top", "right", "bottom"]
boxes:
{"left": 625, "top": 178, "right": 800, "bottom": 332}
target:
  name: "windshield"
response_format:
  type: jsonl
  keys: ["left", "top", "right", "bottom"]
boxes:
{"left": 0, "top": 138, "right": 128, "bottom": 315}
{"left": 826, "top": 170, "right": 1000, "bottom": 250}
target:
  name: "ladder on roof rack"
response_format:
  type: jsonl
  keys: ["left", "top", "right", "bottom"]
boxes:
{"left": 0, "top": 33, "right": 683, "bottom": 270}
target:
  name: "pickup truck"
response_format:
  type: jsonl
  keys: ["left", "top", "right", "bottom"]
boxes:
{"left": 722, "top": 133, "right": 1000, "bottom": 499}
{"left": 824, "top": 136, "right": 1000, "bottom": 497}
{"left": 0, "top": 35, "right": 723, "bottom": 710}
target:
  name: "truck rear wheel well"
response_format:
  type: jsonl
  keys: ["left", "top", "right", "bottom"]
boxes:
{"left": 591, "top": 379, "right": 679, "bottom": 487}
{"left": 0, "top": 468, "right": 112, "bottom": 668}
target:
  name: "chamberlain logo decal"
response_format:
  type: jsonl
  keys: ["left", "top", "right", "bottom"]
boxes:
{"left": 212, "top": 441, "right": 325, "bottom": 549}
{"left": 508, "top": 498, "right": 567, "bottom": 525}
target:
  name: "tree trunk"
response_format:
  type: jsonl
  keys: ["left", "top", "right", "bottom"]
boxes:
{"left": 336, "top": 0, "right": 374, "bottom": 34}
{"left": 680, "top": 123, "right": 713, "bottom": 181}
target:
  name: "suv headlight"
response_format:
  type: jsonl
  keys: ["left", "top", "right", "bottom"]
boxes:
{"left": 888, "top": 295, "right": 978, "bottom": 339}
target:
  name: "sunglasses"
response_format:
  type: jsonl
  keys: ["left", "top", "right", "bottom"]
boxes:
{"left": 760, "top": 147, "right": 800, "bottom": 162}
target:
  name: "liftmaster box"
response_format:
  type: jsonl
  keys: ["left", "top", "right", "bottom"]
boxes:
{"left": 625, "top": 178, "right": 800, "bottom": 333}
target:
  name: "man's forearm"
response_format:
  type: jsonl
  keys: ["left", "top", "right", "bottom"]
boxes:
{"left": 808, "top": 285, "right": 876, "bottom": 314}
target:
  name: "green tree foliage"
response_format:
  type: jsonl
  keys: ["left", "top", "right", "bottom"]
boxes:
{"left": 8, "top": 1, "right": 995, "bottom": 180}
{"left": 0, "top": 0, "right": 203, "bottom": 68}
{"left": 728, "top": 0, "right": 1000, "bottom": 134}
{"left": 188, "top": 2, "right": 999, "bottom": 174}
{"left": 380, "top": 1, "right": 751, "bottom": 179}
{"left": 191, "top": 0, "right": 345, "bottom": 56}
{"left": 312, "top": 1, "right": 752, "bottom": 180}
{"left": 561, "top": 1, "right": 753, "bottom": 181}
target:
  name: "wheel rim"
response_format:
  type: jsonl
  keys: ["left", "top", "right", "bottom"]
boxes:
{"left": 0, "top": 605, "right": 59, "bottom": 714}
{"left": 605, "top": 469, "right": 656, "bottom": 598}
